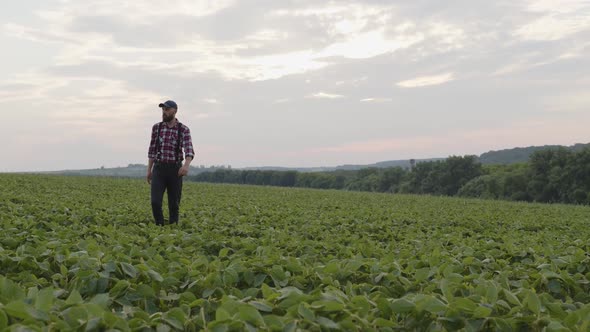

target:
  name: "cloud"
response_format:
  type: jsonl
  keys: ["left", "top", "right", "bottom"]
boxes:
{"left": 514, "top": 0, "right": 590, "bottom": 41}
{"left": 305, "top": 116, "right": 590, "bottom": 158}
{"left": 2, "top": 0, "right": 590, "bottom": 171}
{"left": 2, "top": 23, "right": 80, "bottom": 44}
{"left": 360, "top": 98, "right": 392, "bottom": 103}
{"left": 273, "top": 98, "right": 290, "bottom": 104}
{"left": 335, "top": 76, "right": 368, "bottom": 86}
{"left": 397, "top": 73, "right": 454, "bottom": 88}
{"left": 515, "top": 15, "right": 590, "bottom": 41}
{"left": 318, "top": 28, "right": 423, "bottom": 59}
{"left": 307, "top": 92, "right": 345, "bottom": 99}
{"left": 524, "top": 0, "right": 589, "bottom": 14}
{"left": 39, "top": 0, "right": 237, "bottom": 23}
{"left": 4, "top": 1, "right": 463, "bottom": 81}
{"left": 308, "top": 136, "right": 440, "bottom": 154}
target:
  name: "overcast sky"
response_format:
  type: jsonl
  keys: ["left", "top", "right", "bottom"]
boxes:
{"left": 2, "top": 0, "right": 589, "bottom": 171}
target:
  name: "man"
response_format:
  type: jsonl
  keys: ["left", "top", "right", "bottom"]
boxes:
{"left": 147, "top": 100, "right": 195, "bottom": 226}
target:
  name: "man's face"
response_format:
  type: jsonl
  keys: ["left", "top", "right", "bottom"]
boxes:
{"left": 161, "top": 107, "right": 176, "bottom": 122}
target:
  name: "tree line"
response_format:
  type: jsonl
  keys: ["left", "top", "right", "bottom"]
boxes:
{"left": 187, "top": 147, "right": 590, "bottom": 205}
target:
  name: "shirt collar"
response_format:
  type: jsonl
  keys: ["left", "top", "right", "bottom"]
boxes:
{"left": 163, "top": 118, "right": 179, "bottom": 128}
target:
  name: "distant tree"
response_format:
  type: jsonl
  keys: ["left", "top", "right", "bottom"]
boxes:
{"left": 378, "top": 167, "right": 406, "bottom": 192}
{"left": 188, "top": 148, "right": 590, "bottom": 206}
{"left": 401, "top": 156, "right": 482, "bottom": 196}
{"left": 441, "top": 155, "right": 483, "bottom": 195}
{"left": 528, "top": 148, "right": 570, "bottom": 203}
{"left": 458, "top": 175, "right": 501, "bottom": 199}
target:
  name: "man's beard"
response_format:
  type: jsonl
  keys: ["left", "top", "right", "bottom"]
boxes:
{"left": 163, "top": 114, "right": 174, "bottom": 122}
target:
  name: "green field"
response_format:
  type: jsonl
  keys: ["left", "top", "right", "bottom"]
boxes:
{"left": 1, "top": 174, "right": 589, "bottom": 331}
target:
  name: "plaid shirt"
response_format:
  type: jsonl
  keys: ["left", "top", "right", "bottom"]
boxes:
{"left": 148, "top": 120, "right": 195, "bottom": 163}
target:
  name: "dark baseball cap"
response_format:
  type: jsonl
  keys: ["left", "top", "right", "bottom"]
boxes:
{"left": 158, "top": 100, "right": 178, "bottom": 109}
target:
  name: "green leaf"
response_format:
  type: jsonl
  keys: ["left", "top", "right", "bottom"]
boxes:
{"left": 216, "top": 307, "right": 232, "bottom": 322}
{"left": 485, "top": 282, "right": 498, "bottom": 303}
{"left": 121, "top": 262, "right": 137, "bottom": 278}
{"left": 103, "top": 261, "right": 117, "bottom": 273}
{"left": 4, "top": 301, "right": 30, "bottom": 320}
{"left": 163, "top": 310, "right": 184, "bottom": 330}
{"left": 254, "top": 274, "right": 267, "bottom": 287}
{"left": 250, "top": 301, "right": 273, "bottom": 313}
{"left": 28, "top": 306, "right": 50, "bottom": 321}
{"left": 62, "top": 306, "right": 88, "bottom": 328}
{"left": 465, "top": 319, "right": 485, "bottom": 332}
{"left": 316, "top": 316, "right": 339, "bottom": 329}
{"left": 165, "top": 308, "right": 186, "bottom": 324}
{"left": 0, "top": 310, "right": 7, "bottom": 329}
{"left": 109, "top": 280, "right": 130, "bottom": 298}
{"left": 85, "top": 303, "right": 105, "bottom": 318}
{"left": 417, "top": 295, "right": 447, "bottom": 313}
{"left": 492, "top": 318, "right": 513, "bottom": 331}
{"left": 148, "top": 269, "right": 164, "bottom": 282}
{"left": 35, "top": 288, "right": 54, "bottom": 312}
{"left": 283, "top": 321, "right": 297, "bottom": 332}
{"left": 415, "top": 268, "right": 431, "bottom": 282}
{"left": 156, "top": 323, "right": 172, "bottom": 332}
{"left": 202, "top": 288, "right": 216, "bottom": 298}
{"left": 136, "top": 284, "right": 156, "bottom": 299}
{"left": 263, "top": 315, "right": 284, "bottom": 330}
{"left": 390, "top": 299, "right": 415, "bottom": 313}
{"left": 452, "top": 298, "right": 477, "bottom": 312}
{"left": 270, "top": 266, "right": 287, "bottom": 286}
{"left": 374, "top": 318, "right": 395, "bottom": 327}
{"left": 473, "top": 306, "right": 493, "bottom": 318}
{"left": 86, "top": 317, "right": 102, "bottom": 331}
{"left": 66, "top": 290, "right": 84, "bottom": 305}
{"left": 312, "top": 300, "right": 344, "bottom": 312}
{"left": 261, "top": 284, "right": 277, "bottom": 300}
{"left": 503, "top": 289, "right": 521, "bottom": 306}
{"left": 219, "top": 248, "right": 230, "bottom": 258}
{"left": 440, "top": 279, "right": 454, "bottom": 300}
{"left": 0, "top": 277, "right": 25, "bottom": 302}
{"left": 298, "top": 303, "right": 315, "bottom": 321}
{"left": 277, "top": 287, "right": 307, "bottom": 309}
{"left": 547, "top": 279, "right": 562, "bottom": 293}
{"left": 541, "top": 270, "right": 563, "bottom": 280}
{"left": 525, "top": 292, "right": 541, "bottom": 316}
{"left": 89, "top": 293, "right": 110, "bottom": 308}
{"left": 564, "top": 311, "right": 579, "bottom": 327}
{"left": 546, "top": 320, "right": 569, "bottom": 332}
{"left": 323, "top": 262, "right": 339, "bottom": 274}
{"left": 222, "top": 269, "right": 239, "bottom": 285}
{"left": 238, "top": 305, "right": 264, "bottom": 326}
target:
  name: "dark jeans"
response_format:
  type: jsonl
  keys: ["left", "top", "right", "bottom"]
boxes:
{"left": 151, "top": 163, "right": 183, "bottom": 225}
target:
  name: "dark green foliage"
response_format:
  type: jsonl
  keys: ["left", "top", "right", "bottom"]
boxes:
{"left": 193, "top": 155, "right": 485, "bottom": 198}
{"left": 478, "top": 143, "right": 590, "bottom": 164}
{"left": 401, "top": 155, "right": 483, "bottom": 196}
{"left": 192, "top": 147, "right": 590, "bottom": 205}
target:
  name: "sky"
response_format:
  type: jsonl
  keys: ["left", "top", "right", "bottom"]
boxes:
{"left": 2, "top": 0, "right": 589, "bottom": 172}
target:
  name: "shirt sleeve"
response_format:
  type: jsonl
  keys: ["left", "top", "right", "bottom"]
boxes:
{"left": 182, "top": 126, "right": 195, "bottom": 159}
{"left": 148, "top": 124, "right": 158, "bottom": 159}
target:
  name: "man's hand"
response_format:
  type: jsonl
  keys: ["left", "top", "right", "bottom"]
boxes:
{"left": 178, "top": 165, "right": 189, "bottom": 177}
{"left": 147, "top": 170, "right": 152, "bottom": 184}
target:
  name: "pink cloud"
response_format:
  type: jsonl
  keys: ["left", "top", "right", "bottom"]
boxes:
{"left": 303, "top": 118, "right": 590, "bottom": 158}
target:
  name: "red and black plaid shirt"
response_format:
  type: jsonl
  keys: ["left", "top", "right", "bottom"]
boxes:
{"left": 148, "top": 120, "right": 195, "bottom": 163}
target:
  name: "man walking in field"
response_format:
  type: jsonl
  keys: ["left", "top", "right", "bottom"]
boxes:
{"left": 147, "top": 100, "right": 195, "bottom": 225}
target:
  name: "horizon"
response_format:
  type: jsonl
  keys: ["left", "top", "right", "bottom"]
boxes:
{"left": 5, "top": 141, "right": 588, "bottom": 173}
{"left": 2, "top": 1, "right": 589, "bottom": 172}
